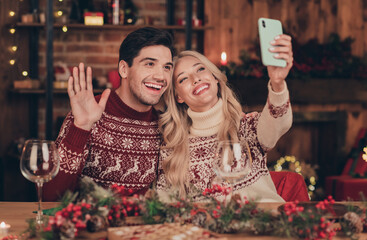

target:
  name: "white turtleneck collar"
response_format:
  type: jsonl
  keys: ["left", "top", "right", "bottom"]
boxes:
{"left": 187, "top": 99, "right": 224, "bottom": 137}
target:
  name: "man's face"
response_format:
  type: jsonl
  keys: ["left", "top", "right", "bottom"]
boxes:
{"left": 120, "top": 45, "right": 173, "bottom": 112}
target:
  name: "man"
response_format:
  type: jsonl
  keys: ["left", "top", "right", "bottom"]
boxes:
{"left": 43, "top": 27, "right": 174, "bottom": 201}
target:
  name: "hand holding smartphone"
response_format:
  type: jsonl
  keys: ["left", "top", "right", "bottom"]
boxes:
{"left": 258, "top": 18, "right": 286, "bottom": 67}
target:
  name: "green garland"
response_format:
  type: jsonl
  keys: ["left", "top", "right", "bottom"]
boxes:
{"left": 17, "top": 177, "right": 367, "bottom": 240}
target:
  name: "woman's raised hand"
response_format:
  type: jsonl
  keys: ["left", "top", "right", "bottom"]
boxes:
{"left": 67, "top": 63, "right": 111, "bottom": 131}
{"left": 267, "top": 34, "right": 293, "bottom": 92}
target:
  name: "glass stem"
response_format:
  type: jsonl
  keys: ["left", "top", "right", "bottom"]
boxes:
{"left": 36, "top": 182, "right": 43, "bottom": 225}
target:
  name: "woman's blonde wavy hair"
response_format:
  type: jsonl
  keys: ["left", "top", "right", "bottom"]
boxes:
{"left": 159, "top": 50, "right": 243, "bottom": 198}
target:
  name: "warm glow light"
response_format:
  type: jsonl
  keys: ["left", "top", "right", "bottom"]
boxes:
{"left": 9, "top": 28, "right": 16, "bottom": 34}
{"left": 11, "top": 46, "right": 17, "bottom": 52}
{"left": 57, "top": 11, "right": 63, "bottom": 16}
{"left": 0, "top": 222, "right": 5, "bottom": 228}
{"left": 310, "top": 176, "right": 316, "bottom": 185}
{"left": 22, "top": 71, "right": 28, "bottom": 77}
{"left": 220, "top": 52, "right": 227, "bottom": 66}
{"left": 62, "top": 26, "right": 68, "bottom": 32}
{"left": 59, "top": 0, "right": 63, "bottom": 1}
{"left": 127, "top": 18, "right": 133, "bottom": 24}
{"left": 363, "top": 146, "right": 367, "bottom": 162}
{"left": 9, "top": 11, "right": 15, "bottom": 17}
{"left": 9, "top": 59, "right": 15, "bottom": 65}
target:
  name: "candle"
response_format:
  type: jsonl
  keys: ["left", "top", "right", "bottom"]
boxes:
{"left": 220, "top": 51, "right": 227, "bottom": 66}
{"left": 0, "top": 222, "right": 11, "bottom": 237}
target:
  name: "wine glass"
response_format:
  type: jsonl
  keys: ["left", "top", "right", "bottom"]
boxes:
{"left": 20, "top": 139, "right": 60, "bottom": 225}
{"left": 212, "top": 138, "right": 253, "bottom": 202}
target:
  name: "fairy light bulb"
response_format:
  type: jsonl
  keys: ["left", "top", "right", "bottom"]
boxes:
{"left": 9, "top": 28, "right": 16, "bottom": 34}
{"left": 62, "top": 26, "right": 68, "bottom": 32}
{"left": 9, "top": 59, "right": 15, "bottom": 65}
{"left": 363, "top": 146, "right": 367, "bottom": 162}
{"left": 11, "top": 46, "right": 17, "bottom": 52}
{"left": 310, "top": 176, "right": 316, "bottom": 185}
{"left": 9, "top": 11, "right": 15, "bottom": 17}
{"left": 57, "top": 11, "right": 63, "bottom": 16}
{"left": 22, "top": 71, "right": 28, "bottom": 77}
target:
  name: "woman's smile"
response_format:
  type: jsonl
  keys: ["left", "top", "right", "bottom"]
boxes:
{"left": 193, "top": 83, "right": 209, "bottom": 95}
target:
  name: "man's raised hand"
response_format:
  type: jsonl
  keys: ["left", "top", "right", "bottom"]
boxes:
{"left": 67, "top": 63, "right": 111, "bottom": 131}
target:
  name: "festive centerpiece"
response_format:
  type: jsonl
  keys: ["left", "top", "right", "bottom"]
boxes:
{"left": 6, "top": 177, "right": 366, "bottom": 240}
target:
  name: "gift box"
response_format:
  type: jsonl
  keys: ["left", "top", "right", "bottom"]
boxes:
{"left": 84, "top": 12, "right": 104, "bottom": 26}
{"left": 13, "top": 79, "right": 40, "bottom": 89}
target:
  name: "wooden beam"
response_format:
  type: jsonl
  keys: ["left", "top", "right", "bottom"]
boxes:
{"left": 45, "top": 0, "right": 54, "bottom": 140}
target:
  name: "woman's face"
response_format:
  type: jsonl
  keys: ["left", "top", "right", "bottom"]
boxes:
{"left": 173, "top": 56, "right": 219, "bottom": 112}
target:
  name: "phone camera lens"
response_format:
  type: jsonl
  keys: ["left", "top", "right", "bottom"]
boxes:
{"left": 262, "top": 20, "right": 266, "bottom": 28}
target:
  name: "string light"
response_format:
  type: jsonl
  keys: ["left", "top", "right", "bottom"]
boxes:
{"left": 57, "top": 11, "right": 63, "bottom": 16}
{"left": 7, "top": 0, "right": 29, "bottom": 81}
{"left": 362, "top": 146, "right": 367, "bottom": 162}
{"left": 62, "top": 25, "right": 68, "bottom": 32}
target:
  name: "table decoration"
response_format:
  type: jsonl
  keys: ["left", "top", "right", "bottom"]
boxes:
{"left": 18, "top": 177, "right": 367, "bottom": 240}
{"left": 108, "top": 223, "right": 224, "bottom": 240}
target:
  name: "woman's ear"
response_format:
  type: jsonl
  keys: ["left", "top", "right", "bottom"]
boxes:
{"left": 118, "top": 60, "right": 128, "bottom": 78}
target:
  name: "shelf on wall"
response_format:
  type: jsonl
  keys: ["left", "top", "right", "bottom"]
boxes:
{"left": 11, "top": 88, "right": 104, "bottom": 95}
{"left": 15, "top": 23, "right": 213, "bottom": 31}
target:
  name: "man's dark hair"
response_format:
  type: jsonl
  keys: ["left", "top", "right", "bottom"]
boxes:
{"left": 119, "top": 27, "right": 175, "bottom": 67}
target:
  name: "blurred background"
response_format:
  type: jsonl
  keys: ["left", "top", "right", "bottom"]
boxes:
{"left": 1, "top": 0, "right": 367, "bottom": 202}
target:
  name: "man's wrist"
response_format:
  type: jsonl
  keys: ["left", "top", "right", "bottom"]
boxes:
{"left": 74, "top": 120, "right": 93, "bottom": 131}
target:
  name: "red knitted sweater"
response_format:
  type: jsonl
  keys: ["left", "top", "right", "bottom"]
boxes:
{"left": 43, "top": 90, "right": 161, "bottom": 201}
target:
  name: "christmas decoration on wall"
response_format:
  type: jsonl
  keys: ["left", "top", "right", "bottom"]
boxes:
{"left": 6, "top": 0, "right": 32, "bottom": 89}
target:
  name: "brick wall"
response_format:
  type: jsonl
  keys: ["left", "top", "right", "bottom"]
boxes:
{"left": 36, "top": 0, "right": 198, "bottom": 139}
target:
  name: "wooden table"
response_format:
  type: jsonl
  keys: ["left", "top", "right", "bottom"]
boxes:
{"left": 0, "top": 202, "right": 365, "bottom": 239}
{"left": 0, "top": 202, "right": 59, "bottom": 237}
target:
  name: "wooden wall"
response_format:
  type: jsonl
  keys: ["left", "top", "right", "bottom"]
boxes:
{"left": 204, "top": 0, "right": 367, "bottom": 64}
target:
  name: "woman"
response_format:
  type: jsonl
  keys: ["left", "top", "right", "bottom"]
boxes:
{"left": 157, "top": 34, "right": 293, "bottom": 202}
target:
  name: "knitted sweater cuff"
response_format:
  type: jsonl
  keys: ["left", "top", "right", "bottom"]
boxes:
{"left": 64, "top": 122, "right": 91, "bottom": 150}
{"left": 267, "top": 81, "right": 289, "bottom": 106}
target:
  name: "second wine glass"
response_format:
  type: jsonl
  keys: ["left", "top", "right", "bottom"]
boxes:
{"left": 212, "top": 139, "right": 253, "bottom": 201}
{"left": 20, "top": 139, "right": 60, "bottom": 225}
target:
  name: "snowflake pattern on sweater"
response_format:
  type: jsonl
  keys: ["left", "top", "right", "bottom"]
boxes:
{"left": 57, "top": 112, "right": 161, "bottom": 191}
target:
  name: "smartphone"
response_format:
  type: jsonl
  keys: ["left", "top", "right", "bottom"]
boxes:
{"left": 258, "top": 18, "right": 286, "bottom": 67}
